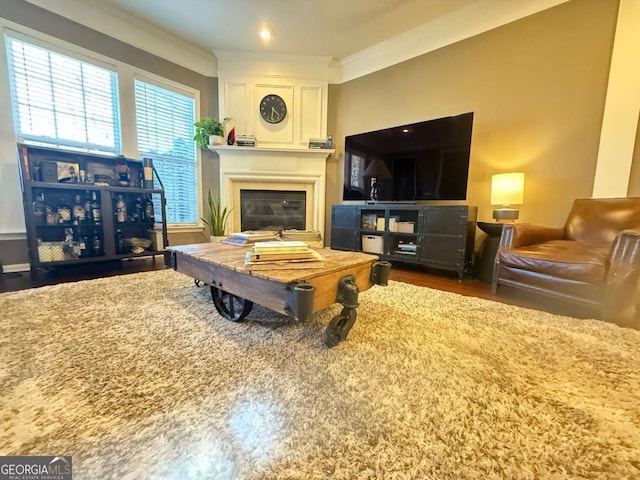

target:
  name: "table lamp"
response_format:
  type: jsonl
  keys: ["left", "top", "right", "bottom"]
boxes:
{"left": 491, "top": 172, "right": 525, "bottom": 221}
{"left": 363, "top": 158, "right": 392, "bottom": 202}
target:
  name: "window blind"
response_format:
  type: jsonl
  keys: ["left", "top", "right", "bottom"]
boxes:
{"left": 5, "top": 36, "right": 121, "bottom": 154}
{"left": 134, "top": 80, "right": 198, "bottom": 224}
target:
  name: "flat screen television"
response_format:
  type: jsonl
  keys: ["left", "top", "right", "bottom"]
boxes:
{"left": 343, "top": 112, "right": 473, "bottom": 202}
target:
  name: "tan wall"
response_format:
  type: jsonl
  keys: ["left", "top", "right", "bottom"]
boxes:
{"left": 327, "top": 0, "right": 619, "bottom": 231}
{"left": 628, "top": 114, "right": 640, "bottom": 196}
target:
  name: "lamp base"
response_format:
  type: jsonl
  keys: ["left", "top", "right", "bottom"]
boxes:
{"left": 492, "top": 208, "right": 519, "bottom": 221}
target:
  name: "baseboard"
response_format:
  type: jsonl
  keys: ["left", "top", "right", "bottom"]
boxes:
{"left": 2, "top": 263, "right": 30, "bottom": 273}
{"left": 0, "top": 233, "right": 27, "bottom": 241}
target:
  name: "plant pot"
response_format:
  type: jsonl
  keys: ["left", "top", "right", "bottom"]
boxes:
{"left": 210, "top": 235, "right": 227, "bottom": 243}
{"left": 209, "top": 135, "right": 224, "bottom": 146}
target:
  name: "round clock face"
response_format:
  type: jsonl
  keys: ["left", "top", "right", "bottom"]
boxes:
{"left": 260, "top": 94, "right": 287, "bottom": 124}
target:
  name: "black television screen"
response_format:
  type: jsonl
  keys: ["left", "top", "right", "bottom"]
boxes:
{"left": 343, "top": 112, "right": 473, "bottom": 202}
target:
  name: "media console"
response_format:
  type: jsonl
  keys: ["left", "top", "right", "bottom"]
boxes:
{"left": 331, "top": 204, "right": 477, "bottom": 279}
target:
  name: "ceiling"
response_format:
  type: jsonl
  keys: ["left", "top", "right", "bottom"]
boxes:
{"left": 100, "top": 0, "right": 485, "bottom": 60}
{"left": 23, "top": 0, "right": 569, "bottom": 79}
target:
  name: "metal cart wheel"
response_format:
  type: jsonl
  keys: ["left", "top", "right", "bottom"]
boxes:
{"left": 210, "top": 287, "right": 253, "bottom": 322}
{"left": 323, "top": 310, "right": 355, "bottom": 347}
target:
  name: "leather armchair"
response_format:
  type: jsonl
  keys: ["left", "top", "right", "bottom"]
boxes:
{"left": 492, "top": 197, "right": 640, "bottom": 320}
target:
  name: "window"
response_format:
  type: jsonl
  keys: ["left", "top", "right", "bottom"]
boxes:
{"left": 4, "top": 32, "right": 202, "bottom": 227}
{"left": 5, "top": 36, "right": 121, "bottom": 154}
{"left": 349, "top": 152, "right": 364, "bottom": 189}
{"left": 134, "top": 79, "right": 198, "bottom": 224}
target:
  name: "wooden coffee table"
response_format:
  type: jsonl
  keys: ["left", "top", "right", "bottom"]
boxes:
{"left": 165, "top": 242, "right": 390, "bottom": 347}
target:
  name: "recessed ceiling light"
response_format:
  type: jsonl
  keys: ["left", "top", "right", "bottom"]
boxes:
{"left": 258, "top": 27, "right": 273, "bottom": 40}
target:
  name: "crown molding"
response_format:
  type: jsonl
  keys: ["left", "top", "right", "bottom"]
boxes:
{"left": 215, "top": 51, "right": 333, "bottom": 81}
{"left": 22, "top": 0, "right": 217, "bottom": 77}
{"left": 21, "top": 0, "right": 570, "bottom": 83}
{"left": 335, "top": 0, "right": 570, "bottom": 84}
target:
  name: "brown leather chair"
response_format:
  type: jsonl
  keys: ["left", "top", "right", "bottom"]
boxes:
{"left": 492, "top": 197, "right": 640, "bottom": 320}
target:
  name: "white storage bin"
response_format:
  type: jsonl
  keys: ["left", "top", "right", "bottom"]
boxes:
{"left": 362, "top": 235, "right": 383, "bottom": 254}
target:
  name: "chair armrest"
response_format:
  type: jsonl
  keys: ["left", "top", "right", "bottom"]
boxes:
{"left": 610, "top": 228, "right": 640, "bottom": 264}
{"left": 604, "top": 229, "right": 640, "bottom": 315}
{"left": 498, "top": 223, "right": 565, "bottom": 250}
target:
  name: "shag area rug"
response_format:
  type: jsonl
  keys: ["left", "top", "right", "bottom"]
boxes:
{"left": 1, "top": 269, "right": 640, "bottom": 479}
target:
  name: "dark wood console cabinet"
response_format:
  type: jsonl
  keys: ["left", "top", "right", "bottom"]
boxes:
{"left": 331, "top": 204, "right": 477, "bottom": 279}
{"left": 17, "top": 144, "right": 168, "bottom": 279}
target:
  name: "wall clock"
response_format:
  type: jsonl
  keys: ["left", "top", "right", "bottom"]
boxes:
{"left": 260, "top": 94, "right": 287, "bottom": 124}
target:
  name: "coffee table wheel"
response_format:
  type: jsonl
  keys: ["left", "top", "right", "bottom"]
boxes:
{"left": 210, "top": 287, "right": 253, "bottom": 322}
{"left": 323, "top": 309, "right": 356, "bottom": 348}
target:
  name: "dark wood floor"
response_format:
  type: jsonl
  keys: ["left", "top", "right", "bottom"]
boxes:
{"left": 0, "top": 257, "right": 165, "bottom": 293}
{"left": 0, "top": 256, "right": 598, "bottom": 321}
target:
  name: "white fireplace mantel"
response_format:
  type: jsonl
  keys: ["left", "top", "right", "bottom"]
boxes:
{"left": 207, "top": 145, "right": 334, "bottom": 241}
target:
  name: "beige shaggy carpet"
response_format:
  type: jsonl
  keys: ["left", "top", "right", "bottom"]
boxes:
{"left": 1, "top": 269, "right": 640, "bottom": 479}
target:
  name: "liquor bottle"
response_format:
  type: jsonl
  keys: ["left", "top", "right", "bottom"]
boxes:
{"left": 31, "top": 155, "right": 40, "bottom": 181}
{"left": 33, "top": 191, "right": 47, "bottom": 224}
{"left": 78, "top": 233, "right": 89, "bottom": 258}
{"left": 142, "top": 158, "right": 154, "bottom": 189}
{"left": 92, "top": 232, "right": 103, "bottom": 256}
{"left": 115, "top": 194, "right": 128, "bottom": 223}
{"left": 57, "top": 197, "right": 72, "bottom": 224}
{"left": 144, "top": 195, "right": 155, "bottom": 222}
{"left": 72, "top": 194, "right": 86, "bottom": 225}
{"left": 78, "top": 156, "right": 86, "bottom": 183}
{"left": 84, "top": 192, "right": 93, "bottom": 224}
{"left": 134, "top": 196, "right": 143, "bottom": 222}
{"left": 116, "top": 155, "right": 129, "bottom": 186}
{"left": 91, "top": 191, "right": 102, "bottom": 225}
{"left": 115, "top": 229, "right": 125, "bottom": 254}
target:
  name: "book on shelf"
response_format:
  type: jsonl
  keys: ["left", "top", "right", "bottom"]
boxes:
{"left": 361, "top": 213, "right": 377, "bottom": 230}
{"left": 236, "top": 134, "right": 256, "bottom": 147}
{"left": 244, "top": 261, "right": 326, "bottom": 271}
{"left": 281, "top": 229, "right": 323, "bottom": 247}
{"left": 244, "top": 248, "right": 324, "bottom": 270}
{"left": 253, "top": 240, "right": 309, "bottom": 252}
{"left": 246, "top": 250, "right": 320, "bottom": 262}
{"left": 220, "top": 230, "right": 280, "bottom": 246}
{"left": 246, "top": 248, "right": 323, "bottom": 262}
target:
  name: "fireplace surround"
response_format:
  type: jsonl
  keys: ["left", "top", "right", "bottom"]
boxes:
{"left": 209, "top": 145, "right": 334, "bottom": 241}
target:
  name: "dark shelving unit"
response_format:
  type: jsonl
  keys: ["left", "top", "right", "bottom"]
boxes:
{"left": 17, "top": 143, "right": 168, "bottom": 280}
{"left": 331, "top": 203, "right": 477, "bottom": 279}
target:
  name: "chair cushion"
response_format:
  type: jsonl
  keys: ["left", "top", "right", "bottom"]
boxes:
{"left": 498, "top": 240, "right": 610, "bottom": 283}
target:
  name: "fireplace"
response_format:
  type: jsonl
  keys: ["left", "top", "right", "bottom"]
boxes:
{"left": 211, "top": 146, "right": 333, "bottom": 241}
{"left": 240, "top": 189, "right": 306, "bottom": 231}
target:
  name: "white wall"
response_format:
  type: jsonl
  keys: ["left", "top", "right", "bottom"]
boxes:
{"left": 592, "top": 0, "right": 640, "bottom": 198}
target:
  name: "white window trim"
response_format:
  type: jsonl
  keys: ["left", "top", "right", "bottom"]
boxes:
{"left": 1, "top": 18, "right": 203, "bottom": 229}
{"left": 133, "top": 73, "right": 201, "bottom": 226}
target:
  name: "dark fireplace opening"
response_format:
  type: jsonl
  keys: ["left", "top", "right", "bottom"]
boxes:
{"left": 240, "top": 189, "right": 306, "bottom": 231}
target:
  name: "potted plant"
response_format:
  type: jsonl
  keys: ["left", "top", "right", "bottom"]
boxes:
{"left": 193, "top": 117, "right": 227, "bottom": 148}
{"left": 202, "top": 188, "right": 231, "bottom": 239}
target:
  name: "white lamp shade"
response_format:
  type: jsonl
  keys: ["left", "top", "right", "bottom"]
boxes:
{"left": 491, "top": 172, "right": 525, "bottom": 206}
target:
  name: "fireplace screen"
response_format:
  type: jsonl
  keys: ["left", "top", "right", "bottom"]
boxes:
{"left": 240, "top": 189, "right": 306, "bottom": 231}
